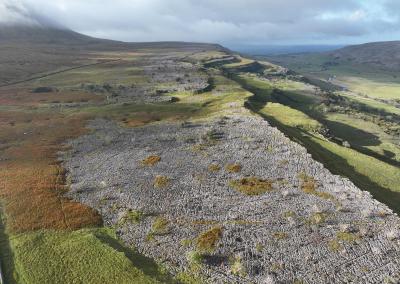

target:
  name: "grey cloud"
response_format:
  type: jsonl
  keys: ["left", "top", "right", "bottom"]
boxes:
{"left": 0, "top": 0, "right": 63, "bottom": 27}
{"left": 1, "top": 0, "right": 399, "bottom": 44}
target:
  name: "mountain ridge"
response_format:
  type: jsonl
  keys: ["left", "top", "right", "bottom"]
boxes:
{"left": 328, "top": 41, "right": 400, "bottom": 71}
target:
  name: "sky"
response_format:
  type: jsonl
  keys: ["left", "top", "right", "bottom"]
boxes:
{"left": 1, "top": 0, "right": 400, "bottom": 47}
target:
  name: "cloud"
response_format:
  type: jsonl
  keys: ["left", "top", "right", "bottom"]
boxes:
{"left": 0, "top": 0, "right": 36, "bottom": 25}
{"left": 0, "top": 0, "right": 63, "bottom": 27}
{"left": 0, "top": 0, "right": 399, "bottom": 44}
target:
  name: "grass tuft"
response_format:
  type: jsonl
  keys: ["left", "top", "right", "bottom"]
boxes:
{"left": 308, "top": 212, "right": 327, "bottom": 225}
{"left": 337, "top": 232, "right": 359, "bottom": 243}
{"left": 230, "top": 256, "right": 246, "bottom": 277}
{"left": 195, "top": 226, "right": 223, "bottom": 252}
{"left": 153, "top": 176, "right": 170, "bottom": 188}
{"left": 273, "top": 232, "right": 288, "bottom": 240}
{"left": 225, "top": 163, "right": 242, "bottom": 173}
{"left": 208, "top": 164, "right": 221, "bottom": 172}
{"left": 142, "top": 155, "right": 161, "bottom": 166}
{"left": 299, "top": 173, "right": 336, "bottom": 201}
{"left": 255, "top": 243, "right": 264, "bottom": 252}
{"left": 151, "top": 216, "right": 169, "bottom": 235}
{"left": 283, "top": 211, "right": 296, "bottom": 218}
{"left": 186, "top": 251, "right": 204, "bottom": 265}
{"left": 230, "top": 177, "right": 274, "bottom": 196}
{"left": 328, "top": 239, "right": 342, "bottom": 252}
{"left": 118, "top": 210, "right": 144, "bottom": 226}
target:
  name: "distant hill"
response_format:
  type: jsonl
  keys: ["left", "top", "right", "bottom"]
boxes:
{"left": 265, "top": 40, "right": 400, "bottom": 79}
{"left": 232, "top": 44, "right": 344, "bottom": 56}
{"left": 330, "top": 41, "right": 400, "bottom": 71}
{"left": 0, "top": 24, "right": 223, "bottom": 85}
{"left": 0, "top": 25, "right": 103, "bottom": 45}
{"left": 0, "top": 24, "right": 223, "bottom": 49}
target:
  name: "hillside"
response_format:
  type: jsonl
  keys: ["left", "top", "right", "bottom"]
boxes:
{"left": 0, "top": 25, "right": 223, "bottom": 85}
{"left": 0, "top": 26, "right": 400, "bottom": 284}
{"left": 0, "top": 25, "right": 102, "bottom": 44}
{"left": 330, "top": 41, "right": 400, "bottom": 71}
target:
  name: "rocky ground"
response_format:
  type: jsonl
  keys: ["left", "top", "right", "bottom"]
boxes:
{"left": 61, "top": 112, "right": 400, "bottom": 283}
{"left": 81, "top": 55, "right": 209, "bottom": 104}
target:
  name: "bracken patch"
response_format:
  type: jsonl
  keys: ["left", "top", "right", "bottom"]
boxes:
{"left": 0, "top": 111, "right": 102, "bottom": 233}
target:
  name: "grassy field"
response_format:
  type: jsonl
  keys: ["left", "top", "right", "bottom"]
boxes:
{"left": 338, "top": 77, "right": 400, "bottom": 100}
{"left": 171, "top": 74, "right": 252, "bottom": 118}
{"left": 10, "top": 228, "right": 173, "bottom": 284}
{"left": 230, "top": 73, "right": 400, "bottom": 213}
{"left": 338, "top": 91, "right": 400, "bottom": 116}
{"left": 224, "top": 56, "right": 254, "bottom": 68}
{"left": 261, "top": 102, "right": 323, "bottom": 133}
{"left": 28, "top": 60, "right": 148, "bottom": 89}
{"left": 325, "top": 113, "right": 400, "bottom": 161}
{"left": 236, "top": 74, "right": 400, "bottom": 161}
